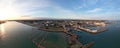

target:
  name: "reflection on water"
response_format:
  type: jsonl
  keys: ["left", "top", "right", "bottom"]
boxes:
{"left": 0, "top": 21, "right": 68, "bottom": 48}
{"left": 0, "top": 21, "right": 120, "bottom": 48}
{"left": 0, "top": 24, "right": 6, "bottom": 41}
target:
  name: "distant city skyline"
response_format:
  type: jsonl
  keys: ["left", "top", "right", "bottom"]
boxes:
{"left": 0, "top": 0, "right": 120, "bottom": 20}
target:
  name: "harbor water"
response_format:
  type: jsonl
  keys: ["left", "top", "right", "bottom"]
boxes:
{"left": 0, "top": 21, "right": 120, "bottom": 48}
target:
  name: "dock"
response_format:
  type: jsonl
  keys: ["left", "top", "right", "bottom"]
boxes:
{"left": 77, "top": 26, "right": 107, "bottom": 34}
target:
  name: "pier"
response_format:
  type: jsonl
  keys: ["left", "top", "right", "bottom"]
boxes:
{"left": 77, "top": 26, "right": 107, "bottom": 34}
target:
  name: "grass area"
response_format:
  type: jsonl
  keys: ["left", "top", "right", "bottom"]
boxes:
{"left": 40, "top": 26, "right": 64, "bottom": 32}
{"left": 47, "top": 27, "right": 64, "bottom": 30}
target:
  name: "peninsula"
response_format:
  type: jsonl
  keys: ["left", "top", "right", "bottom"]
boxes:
{"left": 14, "top": 20, "right": 109, "bottom": 48}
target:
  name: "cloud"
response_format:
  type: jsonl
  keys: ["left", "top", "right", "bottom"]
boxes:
{"left": 0, "top": 0, "right": 51, "bottom": 17}
{"left": 51, "top": 7, "right": 77, "bottom": 19}
{"left": 77, "top": 0, "right": 98, "bottom": 8}
{"left": 81, "top": 11, "right": 120, "bottom": 20}
{"left": 85, "top": 0, "right": 98, "bottom": 5}
{"left": 87, "top": 8, "right": 103, "bottom": 13}
{"left": 0, "top": 0, "right": 119, "bottom": 20}
{"left": 13, "top": 0, "right": 51, "bottom": 15}
{"left": 0, "top": 0, "right": 22, "bottom": 18}
{"left": 74, "top": 6, "right": 83, "bottom": 9}
{"left": 50, "top": 6, "right": 93, "bottom": 19}
{"left": 0, "top": 0, "right": 84, "bottom": 19}
{"left": 75, "top": 0, "right": 86, "bottom": 9}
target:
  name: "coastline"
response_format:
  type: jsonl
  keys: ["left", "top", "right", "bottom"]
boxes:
{"left": 16, "top": 20, "right": 109, "bottom": 48}
{"left": 38, "top": 27, "right": 95, "bottom": 48}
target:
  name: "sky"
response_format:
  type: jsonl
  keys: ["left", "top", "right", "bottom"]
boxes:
{"left": 0, "top": 0, "right": 120, "bottom": 20}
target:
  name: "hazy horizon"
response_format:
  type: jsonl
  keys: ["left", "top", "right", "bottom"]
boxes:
{"left": 0, "top": 0, "right": 120, "bottom": 20}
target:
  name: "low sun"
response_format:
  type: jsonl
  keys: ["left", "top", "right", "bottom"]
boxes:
{"left": 0, "top": 5, "right": 20, "bottom": 20}
{"left": 0, "top": 10, "right": 10, "bottom": 20}
{"left": 0, "top": 8, "right": 16, "bottom": 20}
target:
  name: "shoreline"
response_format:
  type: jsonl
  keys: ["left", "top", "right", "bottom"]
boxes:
{"left": 38, "top": 28, "right": 95, "bottom": 48}
{"left": 0, "top": 21, "right": 6, "bottom": 24}
{"left": 16, "top": 20, "right": 109, "bottom": 48}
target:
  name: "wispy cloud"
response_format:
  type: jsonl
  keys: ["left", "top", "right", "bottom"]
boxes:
{"left": 0, "top": 0, "right": 119, "bottom": 20}
{"left": 85, "top": 0, "right": 98, "bottom": 5}
{"left": 76, "top": 0, "right": 98, "bottom": 9}
{"left": 51, "top": 7, "right": 78, "bottom": 19}
{"left": 87, "top": 8, "right": 103, "bottom": 13}
{"left": 75, "top": 0, "right": 86, "bottom": 9}
{"left": 13, "top": 0, "right": 51, "bottom": 16}
{"left": 0, "top": 0, "right": 51, "bottom": 17}
{"left": 0, "top": 0, "right": 21, "bottom": 18}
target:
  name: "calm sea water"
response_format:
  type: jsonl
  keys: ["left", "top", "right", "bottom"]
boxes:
{"left": 76, "top": 20, "right": 120, "bottom": 48}
{"left": 0, "top": 21, "right": 68, "bottom": 48}
{"left": 0, "top": 21, "right": 120, "bottom": 48}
